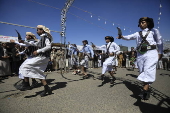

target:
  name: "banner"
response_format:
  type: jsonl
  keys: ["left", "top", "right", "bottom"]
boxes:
{"left": 0, "top": 35, "right": 18, "bottom": 42}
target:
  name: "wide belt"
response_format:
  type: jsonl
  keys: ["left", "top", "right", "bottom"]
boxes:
{"left": 147, "top": 45, "right": 156, "bottom": 50}
{"left": 137, "top": 44, "right": 156, "bottom": 54}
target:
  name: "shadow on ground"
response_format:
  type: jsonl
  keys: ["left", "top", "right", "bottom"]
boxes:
{"left": 122, "top": 79, "right": 170, "bottom": 113}
{"left": 24, "top": 82, "right": 67, "bottom": 98}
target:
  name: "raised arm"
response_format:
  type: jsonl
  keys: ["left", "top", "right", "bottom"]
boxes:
{"left": 96, "top": 45, "right": 106, "bottom": 51}
{"left": 15, "top": 41, "right": 28, "bottom": 47}
{"left": 24, "top": 40, "right": 39, "bottom": 46}
{"left": 117, "top": 32, "right": 138, "bottom": 40}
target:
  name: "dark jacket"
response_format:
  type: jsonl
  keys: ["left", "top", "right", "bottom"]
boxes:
{"left": 12, "top": 48, "right": 20, "bottom": 62}
{"left": 0, "top": 46, "right": 4, "bottom": 60}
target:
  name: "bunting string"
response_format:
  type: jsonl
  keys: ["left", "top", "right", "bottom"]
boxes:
{"left": 27, "top": 0, "right": 115, "bottom": 34}
{"left": 71, "top": 5, "right": 135, "bottom": 32}
{"left": 157, "top": 0, "right": 162, "bottom": 29}
{"left": 0, "top": 21, "right": 60, "bottom": 33}
{"left": 1, "top": 0, "right": 164, "bottom": 37}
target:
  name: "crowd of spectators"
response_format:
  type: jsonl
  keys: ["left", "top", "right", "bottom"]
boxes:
{"left": 0, "top": 42, "right": 26, "bottom": 78}
{"left": 0, "top": 42, "right": 170, "bottom": 78}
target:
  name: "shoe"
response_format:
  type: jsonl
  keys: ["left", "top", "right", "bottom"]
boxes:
{"left": 76, "top": 71, "right": 78, "bottom": 74}
{"left": 98, "top": 75, "right": 105, "bottom": 81}
{"left": 83, "top": 75, "right": 88, "bottom": 79}
{"left": 139, "top": 89, "right": 151, "bottom": 100}
{"left": 77, "top": 70, "right": 80, "bottom": 73}
{"left": 72, "top": 72, "right": 76, "bottom": 75}
{"left": 110, "top": 77, "right": 116, "bottom": 84}
{"left": 31, "top": 81, "right": 38, "bottom": 88}
{"left": 40, "top": 85, "right": 52, "bottom": 97}
{"left": 144, "top": 91, "right": 150, "bottom": 100}
{"left": 19, "top": 82, "right": 31, "bottom": 91}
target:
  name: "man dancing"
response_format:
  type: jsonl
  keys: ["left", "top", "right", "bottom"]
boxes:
{"left": 117, "top": 17, "right": 163, "bottom": 100}
{"left": 98, "top": 36, "right": 120, "bottom": 84}
{"left": 69, "top": 43, "right": 79, "bottom": 75}
{"left": 79, "top": 40, "right": 94, "bottom": 79}
{"left": 12, "top": 25, "right": 53, "bottom": 97}
{"left": 12, "top": 32, "right": 39, "bottom": 89}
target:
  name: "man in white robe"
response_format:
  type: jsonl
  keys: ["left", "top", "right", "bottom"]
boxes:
{"left": 117, "top": 17, "right": 163, "bottom": 100}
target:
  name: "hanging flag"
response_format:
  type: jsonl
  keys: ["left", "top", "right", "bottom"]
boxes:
{"left": 91, "top": 15, "right": 92, "bottom": 18}
{"left": 158, "top": 26, "right": 159, "bottom": 29}
{"left": 159, "top": 12, "right": 161, "bottom": 15}
{"left": 160, "top": 4, "right": 162, "bottom": 8}
{"left": 112, "top": 23, "right": 114, "bottom": 26}
{"left": 105, "top": 21, "right": 106, "bottom": 24}
{"left": 158, "top": 17, "right": 161, "bottom": 20}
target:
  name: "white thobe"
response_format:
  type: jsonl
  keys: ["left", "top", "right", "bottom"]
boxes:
{"left": 98, "top": 42, "right": 120, "bottom": 74}
{"left": 20, "top": 34, "right": 51, "bottom": 79}
{"left": 122, "top": 28, "right": 163, "bottom": 83}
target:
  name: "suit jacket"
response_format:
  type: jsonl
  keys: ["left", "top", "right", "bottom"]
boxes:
{"left": 12, "top": 48, "right": 20, "bottom": 61}
{"left": 0, "top": 46, "right": 4, "bottom": 60}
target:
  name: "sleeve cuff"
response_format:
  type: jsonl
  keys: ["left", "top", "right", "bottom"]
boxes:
{"left": 37, "top": 49, "right": 41, "bottom": 53}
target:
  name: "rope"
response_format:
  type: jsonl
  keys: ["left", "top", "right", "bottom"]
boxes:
{"left": 27, "top": 0, "right": 118, "bottom": 34}
{"left": 0, "top": 21, "right": 60, "bottom": 33}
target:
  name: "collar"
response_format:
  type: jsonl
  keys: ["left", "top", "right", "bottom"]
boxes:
{"left": 84, "top": 44, "right": 88, "bottom": 47}
{"left": 142, "top": 28, "right": 149, "bottom": 32}
{"left": 40, "top": 33, "right": 47, "bottom": 37}
{"left": 106, "top": 42, "right": 112, "bottom": 45}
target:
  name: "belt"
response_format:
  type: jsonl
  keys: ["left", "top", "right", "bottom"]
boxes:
{"left": 147, "top": 45, "right": 156, "bottom": 50}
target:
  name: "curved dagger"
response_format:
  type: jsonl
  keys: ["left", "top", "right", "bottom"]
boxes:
{"left": 117, "top": 27, "right": 122, "bottom": 39}
{"left": 15, "top": 29, "right": 22, "bottom": 40}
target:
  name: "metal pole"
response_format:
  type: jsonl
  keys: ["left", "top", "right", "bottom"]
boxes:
{"left": 60, "top": 0, "right": 74, "bottom": 73}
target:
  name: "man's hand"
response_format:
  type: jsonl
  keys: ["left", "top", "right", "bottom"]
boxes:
{"left": 10, "top": 39, "right": 15, "bottom": 43}
{"left": 116, "top": 35, "right": 123, "bottom": 39}
{"left": 2, "top": 56, "right": 9, "bottom": 59}
{"left": 158, "top": 54, "right": 163, "bottom": 60}
{"left": 92, "top": 45, "right": 96, "bottom": 48}
{"left": 109, "top": 52, "right": 114, "bottom": 56}
{"left": 33, "top": 51, "right": 38, "bottom": 56}
{"left": 18, "top": 40, "right": 24, "bottom": 43}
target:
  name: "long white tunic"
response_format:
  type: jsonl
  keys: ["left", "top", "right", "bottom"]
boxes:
{"left": 122, "top": 28, "right": 163, "bottom": 83}
{"left": 19, "top": 34, "right": 51, "bottom": 79}
{"left": 98, "top": 42, "right": 120, "bottom": 74}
